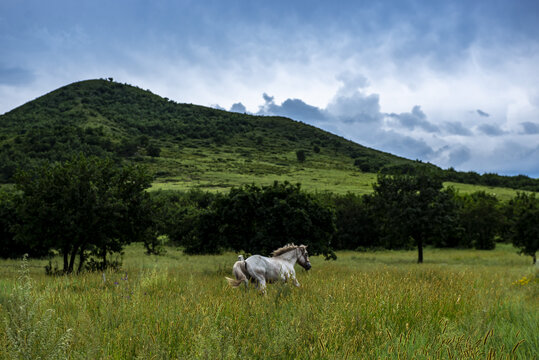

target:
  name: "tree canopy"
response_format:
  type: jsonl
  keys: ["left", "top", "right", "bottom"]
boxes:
{"left": 168, "top": 182, "right": 336, "bottom": 259}
{"left": 14, "top": 154, "right": 155, "bottom": 273}
{"left": 506, "top": 192, "right": 539, "bottom": 264}
{"left": 370, "top": 173, "right": 459, "bottom": 263}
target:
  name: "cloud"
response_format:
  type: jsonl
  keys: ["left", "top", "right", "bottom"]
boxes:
{"left": 257, "top": 93, "right": 327, "bottom": 123}
{"left": 211, "top": 104, "right": 226, "bottom": 110}
{"left": 279, "top": 99, "right": 327, "bottom": 122}
{"left": 443, "top": 121, "right": 473, "bottom": 136}
{"left": 251, "top": 76, "right": 437, "bottom": 161}
{"left": 471, "top": 142, "right": 539, "bottom": 177}
{"left": 240, "top": 77, "right": 539, "bottom": 177}
{"left": 520, "top": 121, "right": 539, "bottom": 134}
{"left": 448, "top": 146, "right": 471, "bottom": 166}
{"left": 375, "top": 131, "right": 435, "bottom": 160}
{"left": 387, "top": 106, "right": 439, "bottom": 133}
{"left": 262, "top": 93, "right": 274, "bottom": 104}
{"left": 477, "top": 123, "right": 506, "bottom": 136}
{"left": 326, "top": 91, "right": 382, "bottom": 123}
{"left": 256, "top": 75, "right": 385, "bottom": 125}
{"left": 335, "top": 72, "right": 369, "bottom": 95}
{"left": 0, "top": 67, "right": 34, "bottom": 85}
{"left": 230, "top": 102, "right": 246, "bottom": 113}
{"left": 476, "top": 109, "right": 490, "bottom": 117}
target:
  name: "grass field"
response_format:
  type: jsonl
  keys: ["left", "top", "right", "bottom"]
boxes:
{"left": 1, "top": 143, "right": 533, "bottom": 200}
{"left": 146, "top": 147, "right": 531, "bottom": 199}
{"left": 0, "top": 244, "right": 537, "bottom": 359}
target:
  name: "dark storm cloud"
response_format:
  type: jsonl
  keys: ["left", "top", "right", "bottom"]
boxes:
{"left": 476, "top": 109, "right": 490, "bottom": 117}
{"left": 477, "top": 123, "right": 506, "bottom": 136}
{"left": 278, "top": 99, "right": 327, "bottom": 122}
{"left": 376, "top": 131, "right": 435, "bottom": 160}
{"left": 257, "top": 94, "right": 327, "bottom": 123}
{"left": 520, "top": 121, "right": 539, "bottom": 134}
{"left": 230, "top": 102, "right": 247, "bottom": 113}
{"left": 388, "top": 106, "right": 439, "bottom": 133}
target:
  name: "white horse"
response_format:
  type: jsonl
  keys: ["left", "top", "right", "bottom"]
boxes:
{"left": 226, "top": 244, "right": 311, "bottom": 293}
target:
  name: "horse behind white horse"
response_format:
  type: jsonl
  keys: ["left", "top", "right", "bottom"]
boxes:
{"left": 226, "top": 244, "right": 311, "bottom": 293}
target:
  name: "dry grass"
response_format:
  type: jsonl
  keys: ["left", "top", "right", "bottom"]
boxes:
{"left": 0, "top": 244, "right": 537, "bottom": 359}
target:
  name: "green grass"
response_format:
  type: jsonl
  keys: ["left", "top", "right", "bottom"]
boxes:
{"left": 146, "top": 146, "right": 533, "bottom": 198}
{"left": 148, "top": 145, "right": 379, "bottom": 194}
{"left": 444, "top": 182, "right": 533, "bottom": 202}
{"left": 148, "top": 147, "right": 531, "bottom": 199}
{"left": 1, "top": 244, "right": 537, "bottom": 359}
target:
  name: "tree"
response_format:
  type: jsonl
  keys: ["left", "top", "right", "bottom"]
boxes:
{"left": 146, "top": 143, "right": 161, "bottom": 157}
{"left": 330, "top": 193, "right": 379, "bottom": 250}
{"left": 371, "top": 173, "right": 458, "bottom": 263}
{"left": 0, "top": 189, "right": 48, "bottom": 258}
{"left": 180, "top": 182, "right": 336, "bottom": 259}
{"left": 455, "top": 191, "right": 502, "bottom": 249}
{"left": 14, "top": 154, "right": 155, "bottom": 273}
{"left": 506, "top": 193, "right": 539, "bottom": 264}
{"left": 296, "top": 150, "right": 306, "bottom": 163}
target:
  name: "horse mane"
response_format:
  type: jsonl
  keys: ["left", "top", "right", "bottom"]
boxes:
{"left": 271, "top": 243, "right": 305, "bottom": 257}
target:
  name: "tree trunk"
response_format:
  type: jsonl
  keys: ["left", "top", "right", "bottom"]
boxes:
{"left": 63, "top": 250, "right": 69, "bottom": 274}
{"left": 68, "top": 246, "right": 79, "bottom": 274}
{"left": 417, "top": 238, "right": 423, "bottom": 264}
{"left": 77, "top": 247, "right": 86, "bottom": 273}
{"left": 102, "top": 246, "right": 107, "bottom": 270}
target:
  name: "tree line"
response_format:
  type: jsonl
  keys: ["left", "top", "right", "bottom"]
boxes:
{"left": 0, "top": 155, "right": 537, "bottom": 273}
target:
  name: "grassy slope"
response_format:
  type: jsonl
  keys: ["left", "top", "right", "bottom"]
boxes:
{"left": 149, "top": 151, "right": 530, "bottom": 199}
{"left": 0, "top": 244, "right": 537, "bottom": 358}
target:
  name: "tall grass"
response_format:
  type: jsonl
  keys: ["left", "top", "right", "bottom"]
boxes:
{"left": 2, "top": 255, "right": 73, "bottom": 360}
{"left": 0, "top": 245, "right": 537, "bottom": 359}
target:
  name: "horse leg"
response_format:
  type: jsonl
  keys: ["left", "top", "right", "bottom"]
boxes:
{"left": 258, "top": 278, "right": 267, "bottom": 294}
{"left": 290, "top": 272, "right": 300, "bottom": 287}
{"left": 252, "top": 274, "right": 267, "bottom": 294}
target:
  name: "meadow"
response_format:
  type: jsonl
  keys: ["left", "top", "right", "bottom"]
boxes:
{"left": 0, "top": 244, "right": 537, "bottom": 359}
{"left": 148, "top": 146, "right": 530, "bottom": 200}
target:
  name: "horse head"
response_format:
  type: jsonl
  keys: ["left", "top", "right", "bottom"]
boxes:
{"left": 297, "top": 245, "right": 311, "bottom": 271}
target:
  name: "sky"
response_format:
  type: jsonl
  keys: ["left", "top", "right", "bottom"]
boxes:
{"left": 1, "top": 0, "right": 538, "bottom": 177}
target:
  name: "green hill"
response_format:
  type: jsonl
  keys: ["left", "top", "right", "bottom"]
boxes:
{"left": 0, "top": 79, "right": 537, "bottom": 194}
{"left": 0, "top": 80, "right": 416, "bottom": 185}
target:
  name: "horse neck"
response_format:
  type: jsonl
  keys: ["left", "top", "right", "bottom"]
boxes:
{"left": 275, "top": 249, "right": 298, "bottom": 265}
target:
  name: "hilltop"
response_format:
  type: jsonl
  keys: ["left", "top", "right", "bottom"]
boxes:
{"left": 0, "top": 80, "right": 415, "bottom": 186}
{"left": 0, "top": 79, "right": 537, "bottom": 193}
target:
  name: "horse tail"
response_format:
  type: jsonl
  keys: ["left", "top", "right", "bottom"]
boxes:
{"left": 225, "top": 276, "right": 243, "bottom": 287}
{"left": 226, "top": 258, "right": 248, "bottom": 288}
